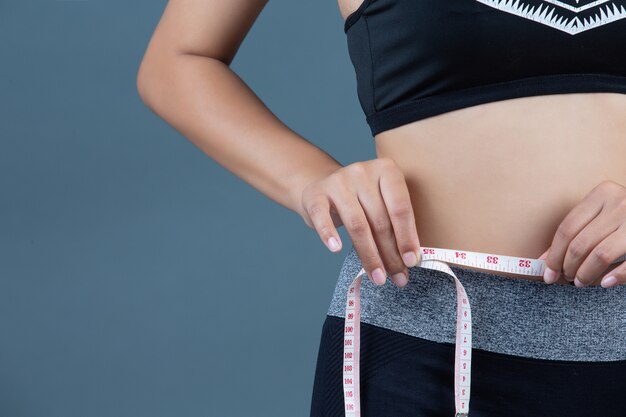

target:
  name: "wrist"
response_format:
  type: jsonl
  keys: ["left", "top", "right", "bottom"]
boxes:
{"left": 287, "top": 161, "right": 343, "bottom": 219}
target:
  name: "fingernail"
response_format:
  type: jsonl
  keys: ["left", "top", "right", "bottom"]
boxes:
{"left": 392, "top": 271, "right": 408, "bottom": 287}
{"left": 327, "top": 237, "right": 340, "bottom": 252}
{"left": 543, "top": 267, "right": 558, "bottom": 284}
{"left": 574, "top": 277, "right": 586, "bottom": 288}
{"left": 371, "top": 268, "right": 387, "bottom": 285}
{"left": 402, "top": 251, "right": 418, "bottom": 268}
{"left": 601, "top": 275, "right": 618, "bottom": 288}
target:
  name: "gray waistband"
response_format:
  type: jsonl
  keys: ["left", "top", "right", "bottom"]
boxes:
{"left": 326, "top": 245, "right": 626, "bottom": 362}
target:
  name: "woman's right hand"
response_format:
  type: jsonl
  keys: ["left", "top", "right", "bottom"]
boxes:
{"left": 298, "top": 157, "right": 422, "bottom": 288}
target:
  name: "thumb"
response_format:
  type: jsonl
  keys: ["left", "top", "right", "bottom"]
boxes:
{"left": 538, "top": 247, "right": 550, "bottom": 260}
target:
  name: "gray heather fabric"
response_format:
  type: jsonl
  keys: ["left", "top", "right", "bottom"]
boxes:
{"left": 327, "top": 245, "right": 626, "bottom": 362}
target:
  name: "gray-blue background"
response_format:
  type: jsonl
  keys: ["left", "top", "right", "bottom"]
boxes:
{"left": 0, "top": 1, "right": 374, "bottom": 416}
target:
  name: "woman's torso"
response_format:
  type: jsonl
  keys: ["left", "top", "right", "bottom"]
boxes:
{"left": 338, "top": 0, "right": 626, "bottom": 284}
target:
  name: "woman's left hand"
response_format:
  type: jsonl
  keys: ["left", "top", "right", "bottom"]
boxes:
{"left": 542, "top": 180, "right": 626, "bottom": 288}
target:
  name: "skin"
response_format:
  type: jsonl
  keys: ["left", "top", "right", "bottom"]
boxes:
{"left": 137, "top": 0, "right": 626, "bottom": 290}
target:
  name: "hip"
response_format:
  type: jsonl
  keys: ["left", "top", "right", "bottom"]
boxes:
{"left": 326, "top": 245, "right": 626, "bottom": 361}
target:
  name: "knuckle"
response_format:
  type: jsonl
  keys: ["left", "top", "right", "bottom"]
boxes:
{"left": 595, "top": 180, "right": 619, "bottom": 194}
{"left": 370, "top": 215, "right": 392, "bottom": 234}
{"left": 568, "top": 238, "right": 588, "bottom": 259}
{"left": 616, "top": 197, "right": 626, "bottom": 212}
{"left": 327, "top": 168, "right": 346, "bottom": 183}
{"left": 596, "top": 180, "right": 612, "bottom": 191}
{"left": 591, "top": 245, "right": 613, "bottom": 265}
{"left": 376, "top": 157, "right": 395, "bottom": 169}
{"left": 556, "top": 222, "right": 575, "bottom": 241}
{"left": 388, "top": 199, "right": 412, "bottom": 217}
{"left": 347, "top": 216, "right": 368, "bottom": 233}
{"left": 348, "top": 162, "right": 368, "bottom": 178}
{"left": 306, "top": 201, "right": 327, "bottom": 218}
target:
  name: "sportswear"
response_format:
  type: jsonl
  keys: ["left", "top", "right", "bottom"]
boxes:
{"left": 344, "top": 0, "right": 626, "bottom": 136}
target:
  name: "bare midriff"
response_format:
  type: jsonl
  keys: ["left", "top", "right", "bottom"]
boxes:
{"left": 374, "top": 92, "right": 626, "bottom": 285}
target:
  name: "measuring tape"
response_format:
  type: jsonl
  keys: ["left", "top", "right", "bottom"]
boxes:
{"left": 342, "top": 246, "right": 626, "bottom": 417}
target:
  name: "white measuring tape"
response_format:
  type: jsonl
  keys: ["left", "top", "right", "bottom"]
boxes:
{"left": 342, "top": 246, "right": 626, "bottom": 417}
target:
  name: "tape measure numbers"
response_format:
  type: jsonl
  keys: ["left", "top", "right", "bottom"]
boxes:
{"left": 342, "top": 246, "right": 626, "bottom": 417}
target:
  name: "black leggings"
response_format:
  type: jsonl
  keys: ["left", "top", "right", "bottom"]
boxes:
{"left": 309, "top": 315, "right": 626, "bottom": 417}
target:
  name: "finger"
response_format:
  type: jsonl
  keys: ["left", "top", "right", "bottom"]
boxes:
{"left": 587, "top": 262, "right": 619, "bottom": 286}
{"left": 574, "top": 226, "right": 626, "bottom": 287}
{"left": 538, "top": 247, "right": 550, "bottom": 260}
{"left": 330, "top": 187, "right": 387, "bottom": 286}
{"left": 379, "top": 166, "right": 421, "bottom": 271}
{"left": 304, "top": 192, "right": 343, "bottom": 253}
{"left": 561, "top": 213, "right": 620, "bottom": 286}
{"left": 600, "top": 260, "right": 626, "bottom": 288}
{"left": 543, "top": 196, "right": 603, "bottom": 284}
{"left": 356, "top": 180, "right": 408, "bottom": 288}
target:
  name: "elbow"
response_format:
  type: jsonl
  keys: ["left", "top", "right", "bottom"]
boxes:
{"left": 136, "top": 50, "right": 187, "bottom": 115}
{"left": 136, "top": 57, "right": 157, "bottom": 110}
{"left": 136, "top": 47, "right": 173, "bottom": 112}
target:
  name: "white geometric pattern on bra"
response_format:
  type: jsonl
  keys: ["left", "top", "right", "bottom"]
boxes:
{"left": 476, "top": 0, "right": 626, "bottom": 34}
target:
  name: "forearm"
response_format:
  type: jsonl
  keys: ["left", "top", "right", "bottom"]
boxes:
{"left": 137, "top": 52, "right": 342, "bottom": 215}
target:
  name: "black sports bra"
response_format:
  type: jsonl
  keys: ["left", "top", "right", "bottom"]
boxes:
{"left": 344, "top": 0, "right": 626, "bottom": 136}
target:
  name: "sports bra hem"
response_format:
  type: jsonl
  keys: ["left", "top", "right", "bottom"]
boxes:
{"left": 365, "top": 73, "right": 626, "bottom": 137}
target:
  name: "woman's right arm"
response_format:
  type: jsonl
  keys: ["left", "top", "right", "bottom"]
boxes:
{"left": 136, "top": 0, "right": 339, "bottom": 217}
{"left": 136, "top": 0, "right": 421, "bottom": 287}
